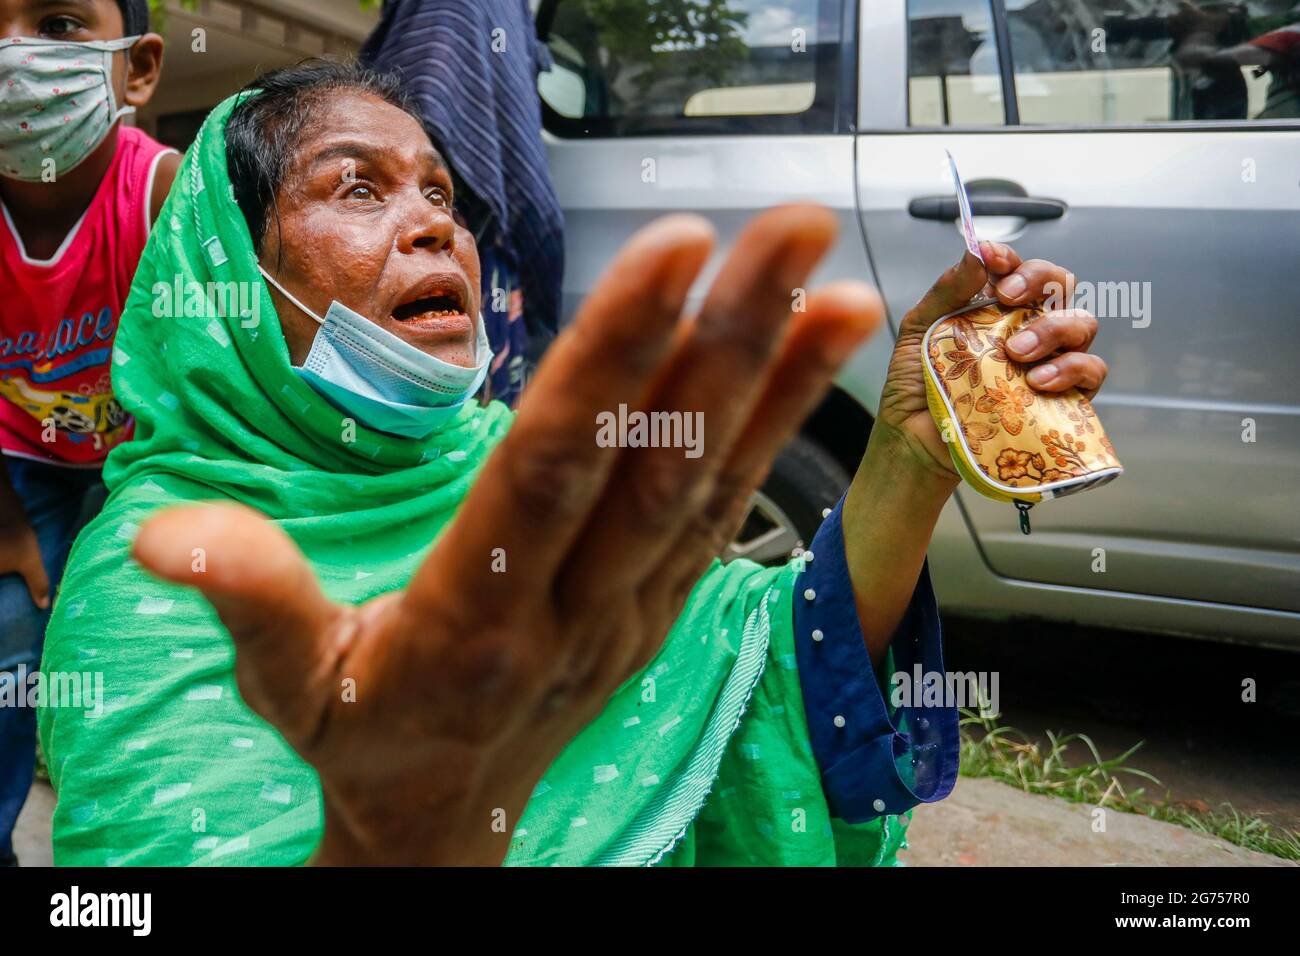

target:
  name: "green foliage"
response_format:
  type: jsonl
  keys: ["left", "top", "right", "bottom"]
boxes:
{"left": 572, "top": 0, "right": 751, "bottom": 95}
{"left": 146, "top": 0, "right": 197, "bottom": 32}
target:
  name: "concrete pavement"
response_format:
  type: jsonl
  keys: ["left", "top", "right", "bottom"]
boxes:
{"left": 13, "top": 780, "right": 53, "bottom": 867}
{"left": 902, "top": 777, "right": 1293, "bottom": 866}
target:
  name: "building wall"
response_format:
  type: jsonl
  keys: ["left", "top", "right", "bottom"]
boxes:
{"left": 136, "top": 0, "right": 380, "bottom": 150}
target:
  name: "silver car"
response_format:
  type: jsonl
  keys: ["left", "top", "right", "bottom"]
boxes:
{"left": 533, "top": 0, "right": 1300, "bottom": 649}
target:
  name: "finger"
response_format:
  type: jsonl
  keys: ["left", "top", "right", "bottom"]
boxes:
{"left": 978, "top": 240, "right": 1021, "bottom": 278}
{"left": 20, "top": 550, "right": 49, "bottom": 610}
{"left": 993, "top": 258, "right": 1075, "bottom": 308}
{"left": 557, "top": 204, "right": 839, "bottom": 602}
{"left": 412, "top": 214, "right": 716, "bottom": 614}
{"left": 133, "top": 503, "right": 343, "bottom": 743}
{"left": 1005, "top": 309, "right": 1099, "bottom": 362}
{"left": 655, "top": 282, "right": 884, "bottom": 605}
{"left": 899, "top": 250, "right": 989, "bottom": 337}
{"left": 1025, "top": 352, "right": 1108, "bottom": 398}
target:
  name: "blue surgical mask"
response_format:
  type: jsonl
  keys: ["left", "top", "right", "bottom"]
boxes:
{"left": 259, "top": 266, "right": 492, "bottom": 439}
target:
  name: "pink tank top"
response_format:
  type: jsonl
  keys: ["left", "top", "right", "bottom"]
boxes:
{"left": 0, "top": 126, "right": 174, "bottom": 467}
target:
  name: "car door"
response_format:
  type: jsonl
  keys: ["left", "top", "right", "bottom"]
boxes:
{"left": 855, "top": 0, "right": 1300, "bottom": 614}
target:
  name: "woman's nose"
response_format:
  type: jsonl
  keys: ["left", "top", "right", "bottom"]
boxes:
{"left": 399, "top": 197, "right": 456, "bottom": 255}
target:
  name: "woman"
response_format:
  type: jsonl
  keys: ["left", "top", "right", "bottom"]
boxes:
{"left": 39, "top": 62, "right": 1107, "bottom": 866}
{"left": 359, "top": 0, "right": 565, "bottom": 408}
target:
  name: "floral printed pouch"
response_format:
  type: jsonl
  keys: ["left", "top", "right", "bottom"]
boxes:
{"left": 922, "top": 296, "right": 1122, "bottom": 534}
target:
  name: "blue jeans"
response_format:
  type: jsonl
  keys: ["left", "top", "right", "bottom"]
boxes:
{"left": 0, "top": 457, "right": 105, "bottom": 860}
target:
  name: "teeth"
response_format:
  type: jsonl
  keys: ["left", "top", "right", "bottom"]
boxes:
{"left": 405, "top": 309, "right": 461, "bottom": 318}
{"left": 394, "top": 298, "right": 464, "bottom": 320}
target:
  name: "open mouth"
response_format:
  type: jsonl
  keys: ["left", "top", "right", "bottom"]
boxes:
{"left": 392, "top": 290, "right": 467, "bottom": 321}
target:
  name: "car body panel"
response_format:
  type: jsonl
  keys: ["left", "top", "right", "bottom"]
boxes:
{"left": 543, "top": 130, "right": 896, "bottom": 415}
{"left": 854, "top": 0, "right": 1300, "bottom": 641}
{"left": 538, "top": 0, "right": 1300, "bottom": 647}
{"left": 855, "top": 130, "right": 1300, "bottom": 615}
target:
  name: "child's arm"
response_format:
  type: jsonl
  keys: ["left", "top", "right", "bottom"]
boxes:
{"left": 149, "top": 152, "right": 182, "bottom": 226}
{"left": 0, "top": 461, "right": 49, "bottom": 609}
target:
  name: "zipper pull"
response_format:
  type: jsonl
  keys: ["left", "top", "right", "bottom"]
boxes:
{"left": 1015, "top": 500, "right": 1033, "bottom": 535}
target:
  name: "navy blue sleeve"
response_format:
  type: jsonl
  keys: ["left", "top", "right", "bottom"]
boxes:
{"left": 792, "top": 494, "right": 960, "bottom": 824}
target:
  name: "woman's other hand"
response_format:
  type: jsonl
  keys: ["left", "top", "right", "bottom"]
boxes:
{"left": 876, "top": 241, "right": 1109, "bottom": 480}
{"left": 131, "top": 205, "right": 885, "bottom": 866}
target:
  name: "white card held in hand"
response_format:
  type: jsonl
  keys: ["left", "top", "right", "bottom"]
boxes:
{"left": 945, "top": 149, "right": 983, "bottom": 264}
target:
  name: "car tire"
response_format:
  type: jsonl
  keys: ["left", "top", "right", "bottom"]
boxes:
{"left": 725, "top": 435, "right": 851, "bottom": 566}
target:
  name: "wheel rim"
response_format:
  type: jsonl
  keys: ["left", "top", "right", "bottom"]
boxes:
{"left": 724, "top": 490, "right": 803, "bottom": 565}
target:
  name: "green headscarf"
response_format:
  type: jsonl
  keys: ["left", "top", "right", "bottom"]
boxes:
{"left": 39, "top": 93, "right": 909, "bottom": 866}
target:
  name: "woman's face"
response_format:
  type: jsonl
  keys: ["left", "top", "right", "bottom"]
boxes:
{"left": 259, "top": 90, "right": 481, "bottom": 368}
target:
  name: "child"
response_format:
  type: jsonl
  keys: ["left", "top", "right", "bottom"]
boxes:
{"left": 0, "top": 0, "right": 177, "bottom": 865}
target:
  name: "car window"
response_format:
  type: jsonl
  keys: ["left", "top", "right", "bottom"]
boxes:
{"left": 1006, "top": 0, "right": 1300, "bottom": 123}
{"left": 537, "top": 0, "right": 849, "bottom": 136}
{"left": 907, "top": 0, "right": 1009, "bottom": 125}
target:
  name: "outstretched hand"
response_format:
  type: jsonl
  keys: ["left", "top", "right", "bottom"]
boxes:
{"left": 132, "top": 205, "right": 885, "bottom": 865}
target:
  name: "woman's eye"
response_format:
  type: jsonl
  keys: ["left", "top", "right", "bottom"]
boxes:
{"left": 425, "top": 189, "right": 450, "bottom": 207}
{"left": 346, "top": 184, "right": 374, "bottom": 200}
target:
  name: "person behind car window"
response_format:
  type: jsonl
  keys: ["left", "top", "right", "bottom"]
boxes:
{"left": 1235, "top": 20, "right": 1300, "bottom": 118}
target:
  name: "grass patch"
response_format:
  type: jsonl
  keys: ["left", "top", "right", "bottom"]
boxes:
{"left": 959, "top": 708, "right": 1300, "bottom": 861}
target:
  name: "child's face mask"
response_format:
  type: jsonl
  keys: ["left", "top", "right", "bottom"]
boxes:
{"left": 0, "top": 35, "right": 141, "bottom": 182}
